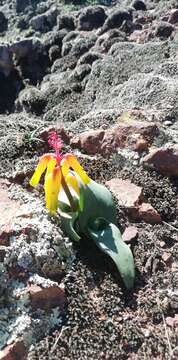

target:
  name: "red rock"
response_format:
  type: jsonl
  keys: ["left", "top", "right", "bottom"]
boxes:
{"left": 135, "top": 16, "right": 153, "bottom": 25}
{"left": 70, "top": 120, "right": 158, "bottom": 155}
{"left": 0, "top": 180, "right": 35, "bottom": 246}
{"left": 39, "top": 126, "right": 71, "bottom": 145}
{"left": 0, "top": 181, "right": 21, "bottom": 245}
{"left": 0, "top": 340, "right": 26, "bottom": 360}
{"left": 143, "top": 146, "right": 178, "bottom": 177}
{"left": 162, "top": 252, "right": 172, "bottom": 263}
{"left": 28, "top": 284, "right": 65, "bottom": 311}
{"left": 172, "top": 262, "right": 178, "bottom": 272}
{"left": 122, "top": 226, "right": 138, "bottom": 243}
{"left": 106, "top": 178, "right": 143, "bottom": 219}
{"left": 168, "top": 9, "right": 178, "bottom": 24}
{"left": 133, "top": 137, "right": 148, "bottom": 152}
{"left": 0, "top": 180, "right": 21, "bottom": 229}
{"left": 0, "top": 226, "right": 12, "bottom": 246}
{"left": 165, "top": 316, "right": 178, "bottom": 327}
{"left": 114, "top": 120, "right": 158, "bottom": 151}
{"left": 71, "top": 129, "right": 105, "bottom": 155}
{"left": 138, "top": 203, "right": 161, "bottom": 224}
{"left": 106, "top": 179, "right": 161, "bottom": 224}
{"left": 159, "top": 241, "right": 165, "bottom": 248}
{"left": 129, "top": 29, "right": 148, "bottom": 43}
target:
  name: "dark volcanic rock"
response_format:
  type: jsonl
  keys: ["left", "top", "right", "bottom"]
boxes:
{"left": 155, "top": 21, "right": 174, "bottom": 38}
{"left": 119, "top": 19, "right": 135, "bottom": 34}
{"left": 132, "top": 0, "right": 146, "bottom": 11}
{"left": 102, "top": 9, "right": 133, "bottom": 32}
{"left": 10, "top": 39, "right": 34, "bottom": 60}
{"left": 48, "top": 45, "right": 61, "bottom": 62}
{"left": 30, "top": 6, "right": 58, "bottom": 32}
{"left": 12, "top": 39, "right": 49, "bottom": 84}
{"left": 97, "top": 29, "right": 127, "bottom": 52}
{"left": 168, "top": 9, "right": 178, "bottom": 24}
{"left": 61, "top": 41, "right": 72, "bottom": 57}
{"left": 0, "top": 11, "right": 8, "bottom": 32}
{"left": 0, "top": 70, "right": 24, "bottom": 113}
{"left": 15, "top": 0, "right": 32, "bottom": 13}
{"left": 0, "top": 45, "right": 13, "bottom": 76}
{"left": 78, "top": 51, "right": 102, "bottom": 66}
{"left": 101, "top": 30, "right": 127, "bottom": 52}
{"left": 78, "top": 6, "right": 106, "bottom": 31}
{"left": 86, "top": 41, "right": 173, "bottom": 105}
{"left": 17, "top": 86, "right": 46, "bottom": 115}
{"left": 51, "top": 54, "right": 77, "bottom": 73}
{"left": 16, "top": 16, "right": 28, "bottom": 30}
{"left": 62, "top": 34, "right": 97, "bottom": 58}
{"left": 63, "top": 30, "right": 79, "bottom": 43}
{"left": 43, "top": 28, "right": 69, "bottom": 50}
{"left": 42, "top": 37, "right": 178, "bottom": 132}
{"left": 57, "top": 14, "right": 75, "bottom": 30}
{"left": 71, "top": 64, "right": 91, "bottom": 82}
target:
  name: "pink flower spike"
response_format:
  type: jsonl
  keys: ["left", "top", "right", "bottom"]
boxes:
{"left": 48, "top": 132, "right": 63, "bottom": 162}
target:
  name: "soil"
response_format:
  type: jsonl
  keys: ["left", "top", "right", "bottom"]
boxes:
{"left": 0, "top": 0, "right": 178, "bottom": 359}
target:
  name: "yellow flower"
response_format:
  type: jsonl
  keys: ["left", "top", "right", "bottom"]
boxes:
{"left": 61, "top": 154, "right": 90, "bottom": 186}
{"left": 30, "top": 154, "right": 52, "bottom": 187}
{"left": 30, "top": 152, "right": 90, "bottom": 214}
{"left": 44, "top": 166, "right": 61, "bottom": 214}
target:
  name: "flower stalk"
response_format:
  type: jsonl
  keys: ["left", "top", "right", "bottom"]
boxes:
{"left": 61, "top": 172, "right": 77, "bottom": 212}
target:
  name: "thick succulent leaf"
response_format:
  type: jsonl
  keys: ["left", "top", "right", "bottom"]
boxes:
{"left": 58, "top": 177, "right": 135, "bottom": 288}
{"left": 58, "top": 198, "right": 80, "bottom": 241}
{"left": 59, "top": 199, "right": 74, "bottom": 215}
{"left": 60, "top": 212, "right": 81, "bottom": 242}
{"left": 88, "top": 218, "right": 135, "bottom": 289}
{"left": 78, "top": 179, "right": 117, "bottom": 234}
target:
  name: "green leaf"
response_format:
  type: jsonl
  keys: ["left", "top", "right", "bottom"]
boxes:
{"left": 60, "top": 212, "right": 81, "bottom": 242}
{"left": 57, "top": 177, "right": 135, "bottom": 288}
{"left": 78, "top": 179, "right": 117, "bottom": 234}
{"left": 58, "top": 198, "right": 80, "bottom": 242}
{"left": 88, "top": 218, "right": 135, "bottom": 289}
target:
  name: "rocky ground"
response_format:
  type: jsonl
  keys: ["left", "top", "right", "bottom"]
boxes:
{"left": 1, "top": 0, "right": 178, "bottom": 359}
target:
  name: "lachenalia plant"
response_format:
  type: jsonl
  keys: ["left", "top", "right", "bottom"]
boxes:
{"left": 30, "top": 132, "right": 135, "bottom": 289}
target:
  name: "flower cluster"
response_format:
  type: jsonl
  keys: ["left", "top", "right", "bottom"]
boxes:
{"left": 30, "top": 132, "right": 90, "bottom": 214}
